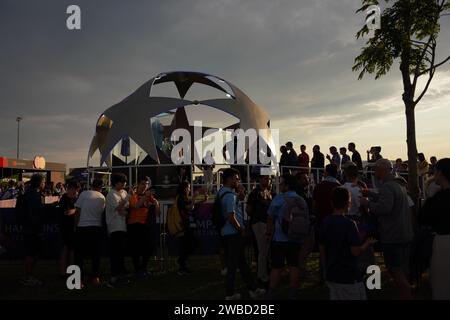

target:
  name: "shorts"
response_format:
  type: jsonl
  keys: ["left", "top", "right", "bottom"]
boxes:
{"left": 382, "top": 243, "right": 410, "bottom": 273}
{"left": 24, "top": 233, "right": 43, "bottom": 257}
{"left": 271, "top": 241, "right": 301, "bottom": 269}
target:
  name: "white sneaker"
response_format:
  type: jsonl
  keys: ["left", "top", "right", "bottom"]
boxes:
{"left": 225, "top": 293, "right": 242, "bottom": 300}
{"left": 249, "top": 288, "right": 266, "bottom": 299}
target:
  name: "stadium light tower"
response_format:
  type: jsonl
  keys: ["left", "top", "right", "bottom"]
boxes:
{"left": 16, "top": 116, "right": 23, "bottom": 159}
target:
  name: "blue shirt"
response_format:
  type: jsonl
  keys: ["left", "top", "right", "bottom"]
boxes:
{"left": 218, "top": 187, "right": 244, "bottom": 236}
{"left": 268, "top": 191, "right": 305, "bottom": 243}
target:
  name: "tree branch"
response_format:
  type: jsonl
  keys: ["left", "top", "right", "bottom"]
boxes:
{"left": 414, "top": 43, "right": 437, "bottom": 106}
{"left": 416, "top": 0, "right": 449, "bottom": 76}
{"left": 421, "top": 54, "right": 450, "bottom": 75}
{"left": 412, "top": 36, "right": 435, "bottom": 91}
{"left": 432, "top": 55, "right": 450, "bottom": 69}
{"left": 415, "top": 44, "right": 434, "bottom": 56}
{"left": 410, "top": 43, "right": 434, "bottom": 56}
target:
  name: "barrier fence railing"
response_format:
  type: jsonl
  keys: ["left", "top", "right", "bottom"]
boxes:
{"left": 88, "top": 163, "right": 415, "bottom": 194}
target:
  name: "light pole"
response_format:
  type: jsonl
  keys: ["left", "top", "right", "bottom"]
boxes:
{"left": 16, "top": 116, "right": 22, "bottom": 159}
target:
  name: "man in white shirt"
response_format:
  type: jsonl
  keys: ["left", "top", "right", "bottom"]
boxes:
{"left": 74, "top": 179, "right": 106, "bottom": 286}
{"left": 105, "top": 173, "right": 130, "bottom": 287}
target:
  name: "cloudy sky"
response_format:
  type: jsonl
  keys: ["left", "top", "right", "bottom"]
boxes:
{"left": 1, "top": 0, "right": 449, "bottom": 169}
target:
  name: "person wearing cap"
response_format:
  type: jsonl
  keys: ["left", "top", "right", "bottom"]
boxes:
{"left": 360, "top": 158, "right": 414, "bottom": 300}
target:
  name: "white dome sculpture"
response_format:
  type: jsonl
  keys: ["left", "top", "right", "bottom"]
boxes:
{"left": 87, "top": 71, "right": 272, "bottom": 166}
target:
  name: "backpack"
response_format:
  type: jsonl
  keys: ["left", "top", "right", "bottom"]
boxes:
{"left": 15, "top": 193, "right": 28, "bottom": 225}
{"left": 211, "top": 191, "right": 232, "bottom": 233}
{"left": 167, "top": 196, "right": 185, "bottom": 238}
{"left": 281, "top": 195, "right": 310, "bottom": 242}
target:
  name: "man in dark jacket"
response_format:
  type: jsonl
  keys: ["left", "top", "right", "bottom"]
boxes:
{"left": 17, "top": 174, "right": 46, "bottom": 287}
{"left": 360, "top": 159, "right": 414, "bottom": 299}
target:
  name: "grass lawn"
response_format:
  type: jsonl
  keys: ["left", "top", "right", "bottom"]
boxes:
{"left": 0, "top": 253, "right": 431, "bottom": 300}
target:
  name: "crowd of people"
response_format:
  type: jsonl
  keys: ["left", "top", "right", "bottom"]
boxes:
{"left": 0, "top": 143, "right": 449, "bottom": 300}
{"left": 278, "top": 142, "right": 438, "bottom": 198}
{"left": 1, "top": 174, "right": 160, "bottom": 288}
{"left": 0, "top": 180, "right": 68, "bottom": 200}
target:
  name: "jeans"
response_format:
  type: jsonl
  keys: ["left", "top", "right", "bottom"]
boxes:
{"left": 109, "top": 231, "right": 127, "bottom": 277}
{"left": 224, "top": 233, "right": 255, "bottom": 296}
{"left": 251, "top": 222, "right": 269, "bottom": 282}
{"left": 127, "top": 223, "right": 153, "bottom": 273}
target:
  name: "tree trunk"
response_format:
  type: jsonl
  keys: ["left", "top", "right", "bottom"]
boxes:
{"left": 405, "top": 103, "right": 420, "bottom": 224}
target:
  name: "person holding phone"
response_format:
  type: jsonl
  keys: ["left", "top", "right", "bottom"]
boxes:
{"left": 127, "top": 176, "right": 160, "bottom": 279}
